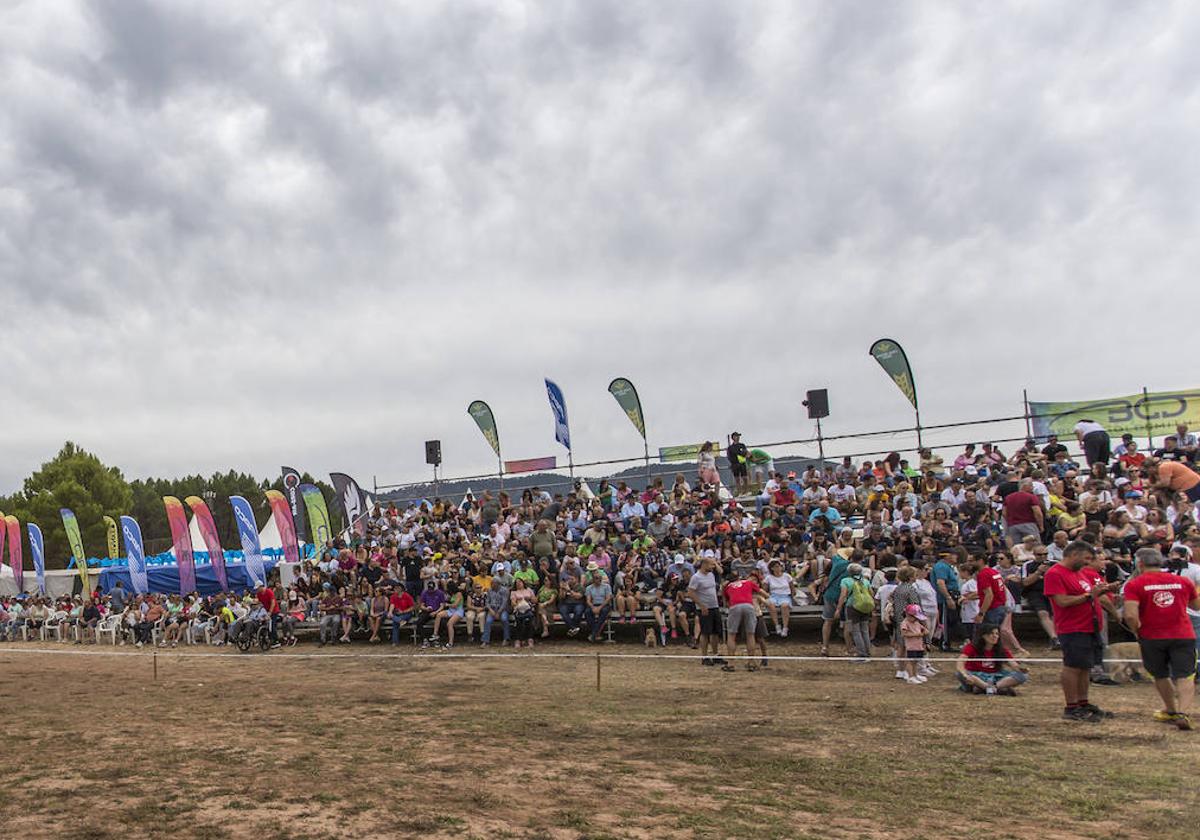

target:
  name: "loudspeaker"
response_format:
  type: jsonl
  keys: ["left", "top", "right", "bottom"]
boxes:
{"left": 425, "top": 440, "right": 442, "bottom": 466}
{"left": 804, "top": 389, "right": 829, "bottom": 419}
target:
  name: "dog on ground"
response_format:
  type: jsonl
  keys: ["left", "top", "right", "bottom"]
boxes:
{"left": 1105, "top": 642, "right": 1147, "bottom": 684}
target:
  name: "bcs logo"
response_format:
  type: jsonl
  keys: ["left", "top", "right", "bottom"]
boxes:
{"left": 1153, "top": 591, "right": 1176, "bottom": 607}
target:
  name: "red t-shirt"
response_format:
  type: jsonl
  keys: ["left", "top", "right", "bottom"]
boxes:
{"left": 1122, "top": 572, "right": 1197, "bottom": 640}
{"left": 975, "top": 566, "right": 1008, "bottom": 612}
{"left": 1042, "top": 563, "right": 1102, "bottom": 635}
{"left": 389, "top": 592, "right": 415, "bottom": 613}
{"left": 724, "top": 579, "right": 761, "bottom": 606}
{"left": 961, "top": 642, "right": 1013, "bottom": 673}
{"left": 1003, "top": 491, "right": 1041, "bottom": 526}
{"left": 257, "top": 588, "right": 279, "bottom": 615}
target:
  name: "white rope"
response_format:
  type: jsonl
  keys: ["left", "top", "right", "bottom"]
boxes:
{"left": 0, "top": 646, "right": 1144, "bottom": 664}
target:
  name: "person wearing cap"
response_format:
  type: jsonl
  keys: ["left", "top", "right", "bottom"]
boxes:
{"left": 720, "top": 565, "right": 762, "bottom": 671}
{"left": 727, "top": 432, "right": 750, "bottom": 494}
{"left": 1122, "top": 547, "right": 1200, "bottom": 730}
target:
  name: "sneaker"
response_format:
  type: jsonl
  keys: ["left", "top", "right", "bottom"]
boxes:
{"left": 1063, "top": 706, "right": 1098, "bottom": 722}
{"left": 1082, "top": 703, "right": 1114, "bottom": 719}
{"left": 1049, "top": 638, "right": 1062, "bottom": 650}
{"left": 781, "top": 626, "right": 789, "bottom": 638}
{"left": 913, "top": 674, "right": 928, "bottom": 683}
{"left": 670, "top": 629, "right": 678, "bottom": 639}
{"left": 1172, "top": 713, "right": 1195, "bottom": 731}
{"left": 920, "top": 665, "right": 939, "bottom": 675}
{"left": 444, "top": 643, "right": 454, "bottom": 650}
{"left": 905, "top": 675, "right": 923, "bottom": 684}
{"left": 270, "top": 643, "right": 282, "bottom": 650}
{"left": 1090, "top": 675, "right": 1119, "bottom": 686}
{"left": 135, "top": 641, "right": 143, "bottom": 649}
{"left": 761, "top": 658, "right": 769, "bottom": 668}
{"left": 896, "top": 670, "right": 908, "bottom": 680}
{"left": 985, "top": 686, "right": 997, "bottom": 696}
{"left": 1153, "top": 709, "right": 1176, "bottom": 723}
{"left": 701, "top": 657, "right": 714, "bottom": 666}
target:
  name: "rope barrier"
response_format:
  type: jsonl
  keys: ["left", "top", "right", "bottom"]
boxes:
{"left": 0, "top": 646, "right": 1144, "bottom": 664}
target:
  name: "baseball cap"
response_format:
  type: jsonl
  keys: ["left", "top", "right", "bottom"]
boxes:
{"left": 904, "top": 604, "right": 927, "bottom": 620}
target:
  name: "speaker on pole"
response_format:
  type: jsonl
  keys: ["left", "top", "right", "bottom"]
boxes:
{"left": 803, "top": 389, "right": 829, "bottom": 419}
{"left": 425, "top": 440, "right": 442, "bottom": 466}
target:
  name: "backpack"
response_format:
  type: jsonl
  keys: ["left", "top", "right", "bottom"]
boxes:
{"left": 848, "top": 577, "right": 874, "bottom": 617}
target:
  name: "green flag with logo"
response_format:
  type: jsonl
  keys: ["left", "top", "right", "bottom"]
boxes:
{"left": 468, "top": 400, "right": 502, "bottom": 458}
{"left": 869, "top": 338, "right": 918, "bottom": 410}
{"left": 607, "top": 377, "right": 646, "bottom": 439}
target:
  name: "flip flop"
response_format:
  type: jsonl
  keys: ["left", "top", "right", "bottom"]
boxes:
{"left": 721, "top": 664, "right": 736, "bottom": 672}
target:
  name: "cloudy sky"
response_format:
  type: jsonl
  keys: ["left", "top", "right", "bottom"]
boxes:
{"left": 3, "top": 1, "right": 1197, "bottom": 495}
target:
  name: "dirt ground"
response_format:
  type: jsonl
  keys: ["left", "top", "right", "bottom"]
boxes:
{"left": 0, "top": 638, "right": 1196, "bottom": 840}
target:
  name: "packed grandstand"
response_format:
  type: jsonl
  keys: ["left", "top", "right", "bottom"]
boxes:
{"left": 5, "top": 427, "right": 1200, "bottom": 687}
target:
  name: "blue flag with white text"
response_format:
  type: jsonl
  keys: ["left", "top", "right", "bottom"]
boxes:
{"left": 230, "top": 495, "right": 266, "bottom": 587}
{"left": 545, "top": 378, "right": 571, "bottom": 451}
{"left": 27, "top": 523, "right": 47, "bottom": 595}
{"left": 120, "top": 515, "right": 148, "bottom": 595}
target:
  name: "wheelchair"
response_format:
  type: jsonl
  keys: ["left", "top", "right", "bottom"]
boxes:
{"left": 234, "top": 620, "right": 272, "bottom": 653}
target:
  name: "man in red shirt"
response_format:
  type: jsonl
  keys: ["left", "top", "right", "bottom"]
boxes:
{"left": 1043, "top": 541, "right": 1121, "bottom": 722}
{"left": 1002, "top": 479, "right": 1044, "bottom": 547}
{"left": 722, "top": 572, "right": 762, "bottom": 672}
{"left": 1123, "top": 548, "right": 1200, "bottom": 730}
{"left": 974, "top": 558, "right": 1010, "bottom": 626}
{"left": 257, "top": 584, "right": 282, "bottom": 649}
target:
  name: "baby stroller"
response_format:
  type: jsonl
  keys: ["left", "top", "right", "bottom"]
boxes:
{"left": 234, "top": 619, "right": 272, "bottom": 653}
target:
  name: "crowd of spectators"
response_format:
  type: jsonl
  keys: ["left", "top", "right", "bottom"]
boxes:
{"left": 3, "top": 422, "right": 1199, "bottom": 697}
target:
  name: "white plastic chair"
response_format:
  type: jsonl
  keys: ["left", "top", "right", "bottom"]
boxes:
{"left": 45, "top": 611, "right": 69, "bottom": 642}
{"left": 97, "top": 614, "right": 122, "bottom": 645}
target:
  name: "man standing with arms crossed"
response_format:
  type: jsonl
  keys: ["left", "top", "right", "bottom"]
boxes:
{"left": 1122, "top": 547, "right": 1200, "bottom": 731}
{"left": 1043, "top": 541, "right": 1121, "bottom": 722}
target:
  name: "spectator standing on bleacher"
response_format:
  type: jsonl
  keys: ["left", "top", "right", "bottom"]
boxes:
{"left": 1074, "top": 419, "right": 1111, "bottom": 467}
{"left": 727, "top": 432, "right": 749, "bottom": 494}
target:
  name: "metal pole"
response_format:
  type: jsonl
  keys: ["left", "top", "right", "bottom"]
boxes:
{"left": 914, "top": 407, "right": 924, "bottom": 450}
{"left": 497, "top": 455, "right": 505, "bottom": 492}
{"left": 568, "top": 451, "right": 575, "bottom": 480}
{"left": 1143, "top": 386, "right": 1154, "bottom": 450}
{"left": 643, "top": 439, "right": 652, "bottom": 486}
{"left": 153, "top": 650, "right": 158, "bottom": 681}
{"left": 432, "top": 464, "right": 439, "bottom": 498}
{"left": 595, "top": 650, "right": 601, "bottom": 692}
{"left": 816, "top": 416, "right": 825, "bottom": 465}
{"left": 1022, "top": 389, "right": 1033, "bottom": 440}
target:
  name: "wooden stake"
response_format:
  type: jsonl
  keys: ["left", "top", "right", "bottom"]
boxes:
{"left": 153, "top": 650, "right": 158, "bottom": 682}
{"left": 595, "top": 651, "right": 601, "bottom": 692}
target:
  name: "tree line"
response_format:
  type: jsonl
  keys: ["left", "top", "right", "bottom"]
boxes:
{"left": 0, "top": 442, "right": 343, "bottom": 569}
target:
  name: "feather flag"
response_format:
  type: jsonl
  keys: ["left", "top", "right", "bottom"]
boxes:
{"left": 230, "top": 496, "right": 266, "bottom": 587}
{"left": 60, "top": 508, "right": 90, "bottom": 596}
{"left": 264, "top": 489, "right": 300, "bottom": 566}
{"left": 185, "top": 496, "right": 228, "bottom": 591}
{"left": 163, "top": 496, "right": 196, "bottom": 595}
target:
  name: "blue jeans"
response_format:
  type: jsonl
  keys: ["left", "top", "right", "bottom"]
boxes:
{"left": 483, "top": 610, "right": 509, "bottom": 644}
{"left": 390, "top": 612, "right": 412, "bottom": 644}
{"left": 586, "top": 605, "right": 610, "bottom": 639}
{"left": 982, "top": 606, "right": 1008, "bottom": 626}
{"left": 560, "top": 602, "right": 585, "bottom": 632}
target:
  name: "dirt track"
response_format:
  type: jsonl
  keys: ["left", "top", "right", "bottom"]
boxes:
{"left": 0, "top": 642, "right": 1196, "bottom": 839}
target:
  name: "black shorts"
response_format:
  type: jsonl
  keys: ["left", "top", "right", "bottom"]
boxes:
{"left": 1186, "top": 483, "right": 1200, "bottom": 504}
{"left": 1138, "top": 637, "right": 1198, "bottom": 679}
{"left": 1024, "top": 590, "right": 1050, "bottom": 613}
{"left": 906, "top": 649, "right": 926, "bottom": 659}
{"left": 731, "top": 464, "right": 748, "bottom": 477}
{"left": 1083, "top": 430, "right": 1110, "bottom": 466}
{"left": 698, "top": 610, "right": 719, "bottom": 636}
{"left": 1060, "top": 631, "right": 1104, "bottom": 670}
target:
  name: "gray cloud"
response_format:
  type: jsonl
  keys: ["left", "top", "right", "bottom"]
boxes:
{"left": 2, "top": 1, "right": 1197, "bottom": 494}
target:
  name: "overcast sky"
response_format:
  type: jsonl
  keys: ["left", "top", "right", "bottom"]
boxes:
{"left": 3, "top": 1, "right": 1197, "bottom": 495}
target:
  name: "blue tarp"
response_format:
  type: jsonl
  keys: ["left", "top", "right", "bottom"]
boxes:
{"left": 98, "top": 559, "right": 282, "bottom": 596}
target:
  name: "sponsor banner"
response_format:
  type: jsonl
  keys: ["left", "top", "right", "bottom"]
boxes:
{"left": 5, "top": 516, "right": 22, "bottom": 593}
{"left": 163, "top": 496, "right": 196, "bottom": 596}
{"left": 185, "top": 496, "right": 228, "bottom": 591}
{"left": 265, "top": 489, "right": 300, "bottom": 566}
{"left": 330, "top": 472, "right": 368, "bottom": 536}
{"left": 119, "top": 516, "right": 149, "bottom": 595}
{"left": 103, "top": 515, "right": 119, "bottom": 561}
{"left": 659, "top": 443, "right": 717, "bottom": 463}
{"left": 869, "top": 338, "right": 918, "bottom": 410}
{"left": 281, "top": 466, "right": 306, "bottom": 538}
{"left": 300, "top": 484, "right": 333, "bottom": 548}
{"left": 544, "top": 378, "right": 571, "bottom": 451}
{"left": 230, "top": 496, "right": 266, "bottom": 587}
{"left": 608, "top": 377, "right": 646, "bottom": 439}
{"left": 28, "top": 523, "right": 46, "bottom": 595}
{"left": 1029, "top": 388, "right": 1200, "bottom": 441}
{"left": 468, "top": 400, "right": 502, "bottom": 458}
{"left": 60, "top": 508, "right": 91, "bottom": 596}
{"left": 504, "top": 456, "right": 557, "bottom": 474}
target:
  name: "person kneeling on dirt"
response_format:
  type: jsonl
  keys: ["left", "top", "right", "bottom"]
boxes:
{"left": 956, "top": 623, "right": 1028, "bottom": 696}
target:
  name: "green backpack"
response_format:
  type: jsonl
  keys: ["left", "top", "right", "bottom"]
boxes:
{"left": 848, "top": 577, "right": 874, "bottom": 616}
